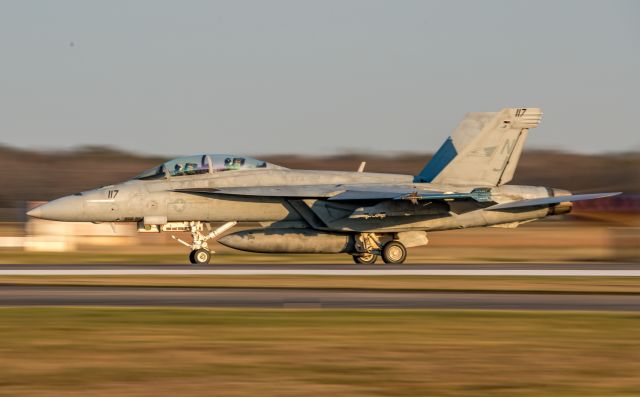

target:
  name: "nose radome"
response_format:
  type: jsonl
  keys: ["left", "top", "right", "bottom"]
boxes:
{"left": 26, "top": 206, "right": 43, "bottom": 218}
{"left": 25, "top": 195, "right": 84, "bottom": 221}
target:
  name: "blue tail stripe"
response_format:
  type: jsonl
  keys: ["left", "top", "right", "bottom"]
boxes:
{"left": 414, "top": 137, "right": 457, "bottom": 183}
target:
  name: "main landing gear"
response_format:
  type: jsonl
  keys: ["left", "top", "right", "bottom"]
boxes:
{"left": 171, "top": 221, "right": 237, "bottom": 264}
{"left": 351, "top": 233, "right": 408, "bottom": 264}
{"left": 381, "top": 241, "right": 407, "bottom": 264}
{"left": 352, "top": 252, "right": 378, "bottom": 264}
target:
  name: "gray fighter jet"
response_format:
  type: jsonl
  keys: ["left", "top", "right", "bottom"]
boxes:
{"left": 27, "top": 108, "right": 620, "bottom": 264}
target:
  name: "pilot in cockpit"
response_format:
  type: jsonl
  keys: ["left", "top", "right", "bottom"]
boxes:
{"left": 184, "top": 163, "right": 196, "bottom": 174}
{"left": 174, "top": 163, "right": 183, "bottom": 175}
{"left": 233, "top": 158, "right": 245, "bottom": 166}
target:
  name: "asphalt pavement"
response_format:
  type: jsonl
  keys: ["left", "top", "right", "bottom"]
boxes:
{"left": 1, "top": 263, "right": 638, "bottom": 310}
{"left": 0, "top": 285, "right": 638, "bottom": 310}
{"left": 0, "top": 262, "right": 638, "bottom": 276}
{"left": 1, "top": 263, "right": 638, "bottom": 270}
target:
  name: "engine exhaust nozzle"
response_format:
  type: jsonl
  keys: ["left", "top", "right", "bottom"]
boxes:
{"left": 549, "top": 189, "right": 573, "bottom": 215}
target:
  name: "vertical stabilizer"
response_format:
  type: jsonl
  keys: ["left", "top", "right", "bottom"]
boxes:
{"left": 415, "top": 108, "right": 542, "bottom": 186}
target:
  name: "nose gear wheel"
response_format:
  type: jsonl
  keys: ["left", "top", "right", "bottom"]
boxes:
{"left": 190, "top": 248, "right": 212, "bottom": 264}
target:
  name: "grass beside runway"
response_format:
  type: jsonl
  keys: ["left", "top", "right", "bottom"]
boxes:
{"left": 0, "top": 308, "right": 638, "bottom": 397}
{"left": 1, "top": 275, "right": 639, "bottom": 294}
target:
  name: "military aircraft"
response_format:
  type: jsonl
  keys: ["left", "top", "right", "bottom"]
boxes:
{"left": 27, "top": 108, "right": 620, "bottom": 264}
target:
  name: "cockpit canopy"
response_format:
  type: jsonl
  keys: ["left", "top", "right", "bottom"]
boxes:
{"left": 135, "top": 154, "right": 281, "bottom": 180}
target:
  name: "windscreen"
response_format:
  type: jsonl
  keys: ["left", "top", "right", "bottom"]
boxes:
{"left": 135, "top": 165, "right": 165, "bottom": 180}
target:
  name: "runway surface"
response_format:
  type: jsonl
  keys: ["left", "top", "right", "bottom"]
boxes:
{"left": 1, "top": 285, "right": 639, "bottom": 310}
{"left": 0, "top": 263, "right": 638, "bottom": 276}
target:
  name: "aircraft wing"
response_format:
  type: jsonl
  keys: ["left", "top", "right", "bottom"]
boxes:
{"left": 174, "top": 186, "right": 620, "bottom": 207}
{"left": 173, "top": 185, "right": 491, "bottom": 202}
{"left": 174, "top": 185, "right": 341, "bottom": 198}
{"left": 486, "top": 192, "right": 621, "bottom": 210}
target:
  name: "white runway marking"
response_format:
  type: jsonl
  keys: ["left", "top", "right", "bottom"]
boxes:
{"left": 0, "top": 269, "right": 639, "bottom": 276}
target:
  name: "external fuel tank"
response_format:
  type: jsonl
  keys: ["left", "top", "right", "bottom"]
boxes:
{"left": 218, "top": 228, "right": 355, "bottom": 254}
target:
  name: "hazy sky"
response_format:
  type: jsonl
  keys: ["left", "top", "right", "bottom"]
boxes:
{"left": 1, "top": 0, "right": 638, "bottom": 156}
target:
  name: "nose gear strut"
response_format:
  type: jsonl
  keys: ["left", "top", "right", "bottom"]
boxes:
{"left": 171, "top": 221, "right": 237, "bottom": 264}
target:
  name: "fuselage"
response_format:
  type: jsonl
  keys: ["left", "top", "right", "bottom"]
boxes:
{"left": 28, "top": 168, "right": 569, "bottom": 233}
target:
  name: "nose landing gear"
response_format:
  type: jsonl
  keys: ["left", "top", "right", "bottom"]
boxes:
{"left": 172, "top": 221, "right": 237, "bottom": 264}
{"left": 189, "top": 248, "right": 212, "bottom": 265}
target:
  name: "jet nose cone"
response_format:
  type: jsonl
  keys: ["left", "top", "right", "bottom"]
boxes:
{"left": 26, "top": 206, "right": 43, "bottom": 219}
{"left": 25, "top": 195, "right": 84, "bottom": 221}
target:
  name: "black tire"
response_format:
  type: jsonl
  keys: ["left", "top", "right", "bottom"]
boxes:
{"left": 188, "top": 250, "right": 197, "bottom": 264}
{"left": 192, "top": 248, "right": 211, "bottom": 264}
{"left": 382, "top": 241, "right": 407, "bottom": 264}
{"left": 352, "top": 253, "right": 378, "bottom": 264}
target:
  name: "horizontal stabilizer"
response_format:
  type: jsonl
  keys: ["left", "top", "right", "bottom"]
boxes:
{"left": 486, "top": 192, "right": 621, "bottom": 210}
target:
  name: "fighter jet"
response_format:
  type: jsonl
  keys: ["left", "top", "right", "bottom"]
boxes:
{"left": 27, "top": 108, "right": 620, "bottom": 264}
